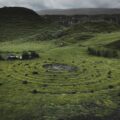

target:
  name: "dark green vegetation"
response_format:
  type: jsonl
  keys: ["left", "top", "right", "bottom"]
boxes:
{"left": 0, "top": 7, "right": 120, "bottom": 120}
{"left": 107, "top": 40, "right": 120, "bottom": 50}
{"left": 88, "top": 47, "right": 120, "bottom": 58}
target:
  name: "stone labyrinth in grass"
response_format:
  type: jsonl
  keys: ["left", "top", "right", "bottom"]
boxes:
{"left": 4, "top": 59, "right": 119, "bottom": 96}
{"left": 43, "top": 63, "right": 78, "bottom": 72}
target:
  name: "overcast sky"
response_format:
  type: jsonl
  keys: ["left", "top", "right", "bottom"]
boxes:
{"left": 0, "top": 0, "right": 120, "bottom": 10}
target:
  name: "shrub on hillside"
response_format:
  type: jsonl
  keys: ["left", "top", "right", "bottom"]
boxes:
{"left": 88, "top": 47, "right": 119, "bottom": 58}
{"left": 21, "top": 52, "right": 30, "bottom": 60}
{"left": 21, "top": 51, "right": 39, "bottom": 60}
{"left": 30, "top": 51, "right": 39, "bottom": 58}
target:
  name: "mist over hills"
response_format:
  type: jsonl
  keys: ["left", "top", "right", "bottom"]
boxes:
{"left": 38, "top": 8, "right": 120, "bottom": 15}
{"left": 1, "top": 7, "right": 120, "bottom": 18}
{"left": 1, "top": 6, "right": 120, "bottom": 42}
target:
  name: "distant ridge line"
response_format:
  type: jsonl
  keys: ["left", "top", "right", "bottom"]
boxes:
{"left": 37, "top": 8, "right": 120, "bottom": 15}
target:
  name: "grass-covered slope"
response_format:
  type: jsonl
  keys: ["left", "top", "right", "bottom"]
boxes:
{"left": 1, "top": 7, "right": 120, "bottom": 42}
{"left": 0, "top": 34, "right": 120, "bottom": 120}
{"left": 0, "top": 7, "right": 120, "bottom": 120}
{"left": 0, "top": 7, "right": 44, "bottom": 42}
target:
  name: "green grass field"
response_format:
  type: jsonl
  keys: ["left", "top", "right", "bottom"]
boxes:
{"left": 0, "top": 8, "right": 120, "bottom": 120}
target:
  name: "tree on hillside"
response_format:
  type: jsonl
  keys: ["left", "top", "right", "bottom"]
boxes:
{"left": 21, "top": 52, "right": 30, "bottom": 60}
{"left": 30, "top": 51, "right": 39, "bottom": 59}
{"left": 21, "top": 51, "right": 39, "bottom": 60}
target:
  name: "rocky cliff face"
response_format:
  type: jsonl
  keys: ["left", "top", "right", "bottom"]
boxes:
{"left": 43, "top": 14, "right": 120, "bottom": 26}
{"left": 38, "top": 8, "right": 120, "bottom": 25}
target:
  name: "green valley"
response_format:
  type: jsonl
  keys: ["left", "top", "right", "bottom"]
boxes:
{"left": 0, "top": 7, "right": 120, "bottom": 120}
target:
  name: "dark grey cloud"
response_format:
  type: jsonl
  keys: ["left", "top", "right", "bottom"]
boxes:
{"left": 0, "top": 0, "right": 120, "bottom": 10}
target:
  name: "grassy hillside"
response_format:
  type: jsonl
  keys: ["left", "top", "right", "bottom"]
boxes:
{"left": 0, "top": 7, "right": 120, "bottom": 120}
{"left": 0, "top": 7, "right": 45, "bottom": 42}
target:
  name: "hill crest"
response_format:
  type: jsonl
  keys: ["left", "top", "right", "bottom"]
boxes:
{"left": 0, "top": 7, "right": 40, "bottom": 19}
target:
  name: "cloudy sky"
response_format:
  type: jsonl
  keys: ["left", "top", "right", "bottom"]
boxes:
{"left": 0, "top": 0, "right": 120, "bottom": 10}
